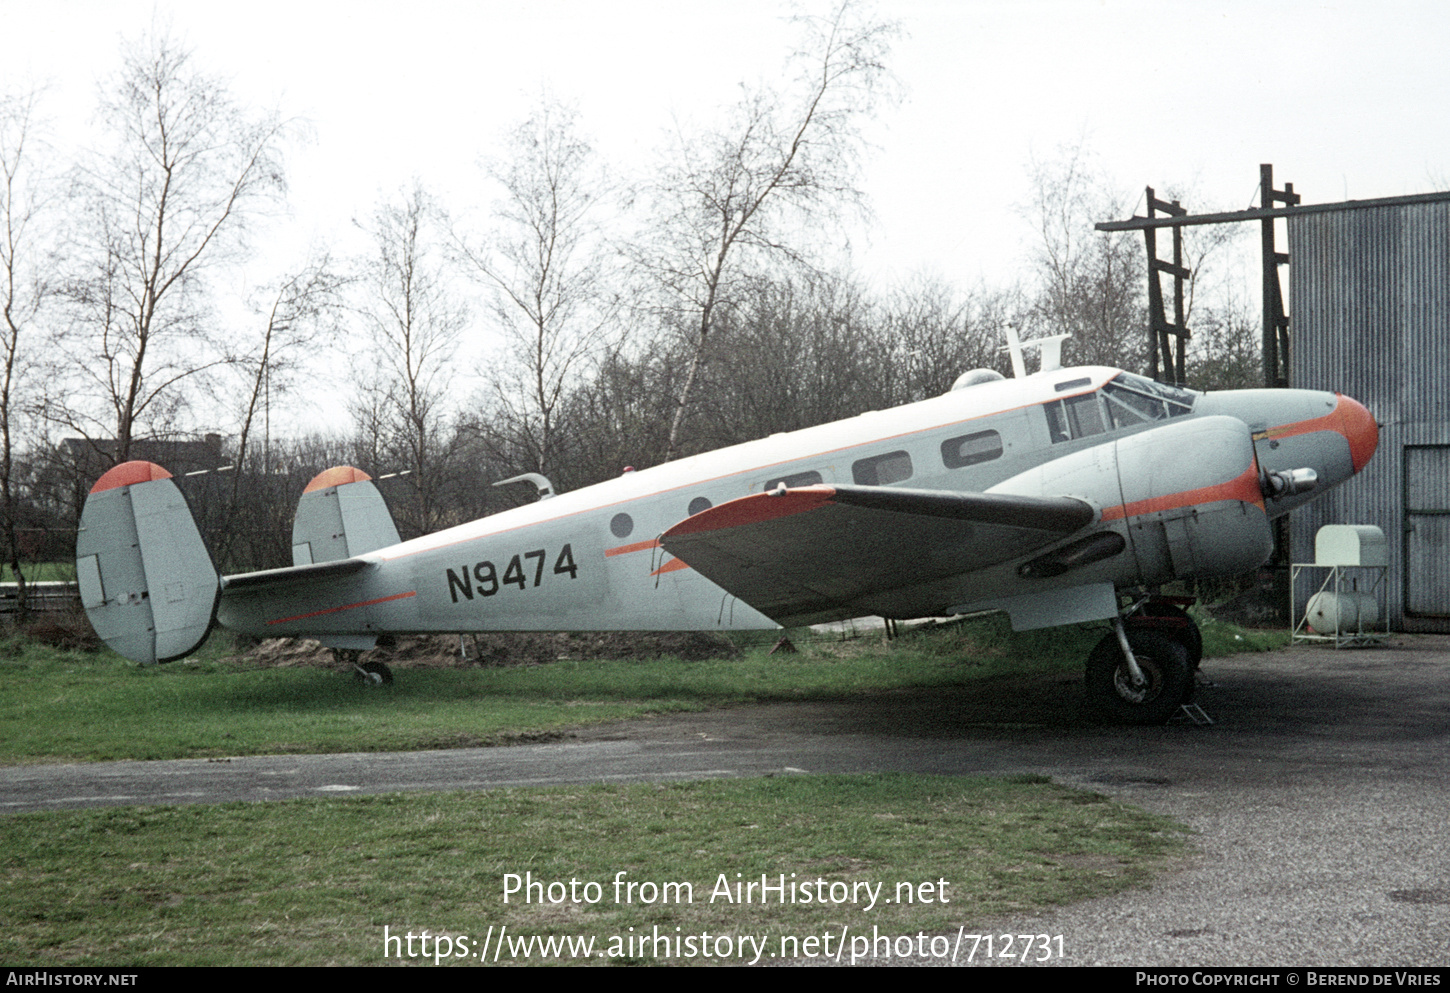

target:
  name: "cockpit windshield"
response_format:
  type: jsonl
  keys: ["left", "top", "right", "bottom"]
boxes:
{"left": 1101, "top": 373, "right": 1197, "bottom": 427}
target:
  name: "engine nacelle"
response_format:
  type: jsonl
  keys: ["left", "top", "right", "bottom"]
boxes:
{"left": 1112, "top": 415, "right": 1273, "bottom": 584}
{"left": 991, "top": 416, "right": 1273, "bottom": 587}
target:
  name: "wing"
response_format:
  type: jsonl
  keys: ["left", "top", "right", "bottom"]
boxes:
{"left": 659, "top": 484, "right": 1095, "bottom": 625}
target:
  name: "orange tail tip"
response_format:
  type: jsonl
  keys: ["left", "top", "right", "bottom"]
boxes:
{"left": 303, "top": 465, "right": 374, "bottom": 493}
{"left": 89, "top": 460, "right": 174, "bottom": 493}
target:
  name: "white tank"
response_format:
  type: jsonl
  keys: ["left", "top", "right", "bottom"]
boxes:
{"left": 1305, "top": 591, "right": 1378, "bottom": 634}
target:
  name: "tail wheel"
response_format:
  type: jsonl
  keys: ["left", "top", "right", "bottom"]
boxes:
{"left": 1085, "top": 630, "right": 1190, "bottom": 725}
{"left": 353, "top": 660, "right": 394, "bottom": 685}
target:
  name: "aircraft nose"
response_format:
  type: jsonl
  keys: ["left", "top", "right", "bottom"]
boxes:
{"left": 1334, "top": 394, "right": 1378, "bottom": 473}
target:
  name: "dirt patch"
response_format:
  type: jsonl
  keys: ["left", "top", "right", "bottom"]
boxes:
{"left": 239, "top": 630, "right": 744, "bottom": 670}
{"left": 20, "top": 607, "right": 102, "bottom": 651}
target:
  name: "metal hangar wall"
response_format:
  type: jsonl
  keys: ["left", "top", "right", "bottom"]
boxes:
{"left": 1289, "top": 195, "right": 1450, "bottom": 631}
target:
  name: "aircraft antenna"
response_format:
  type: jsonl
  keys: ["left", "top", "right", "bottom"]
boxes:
{"left": 1002, "top": 328, "right": 1072, "bottom": 377}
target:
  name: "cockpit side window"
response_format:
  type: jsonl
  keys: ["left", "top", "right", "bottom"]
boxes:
{"left": 1045, "top": 392, "right": 1106, "bottom": 443}
{"left": 1103, "top": 383, "right": 1162, "bottom": 426}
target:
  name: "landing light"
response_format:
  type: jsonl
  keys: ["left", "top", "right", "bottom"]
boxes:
{"left": 1264, "top": 467, "right": 1318, "bottom": 499}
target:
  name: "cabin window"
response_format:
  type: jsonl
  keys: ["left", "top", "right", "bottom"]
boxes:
{"left": 762, "top": 470, "right": 823, "bottom": 492}
{"left": 1054, "top": 377, "right": 1092, "bottom": 392}
{"left": 1045, "top": 393, "right": 1106, "bottom": 444}
{"left": 852, "top": 451, "right": 913, "bottom": 486}
{"left": 688, "top": 496, "right": 712, "bottom": 515}
{"left": 941, "top": 429, "right": 1003, "bottom": 469}
{"left": 610, "top": 512, "right": 634, "bottom": 538}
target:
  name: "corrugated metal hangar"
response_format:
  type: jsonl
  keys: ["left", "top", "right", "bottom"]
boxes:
{"left": 1291, "top": 194, "right": 1450, "bottom": 630}
{"left": 1102, "top": 179, "right": 1450, "bottom": 631}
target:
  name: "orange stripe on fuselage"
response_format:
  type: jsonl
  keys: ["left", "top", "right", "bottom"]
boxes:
{"left": 266, "top": 590, "right": 417, "bottom": 626}
{"left": 603, "top": 537, "right": 693, "bottom": 574}
{"left": 1100, "top": 463, "right": 1264, "bottom": 522}
{"left": 1261, "top": 411, "right": 1339, "bottom": 443}
{"left": 605, "top": 537, "right": 691, "bottom": 573}
{"left": 605, "top": 538, "right": 661, "bottom": 557}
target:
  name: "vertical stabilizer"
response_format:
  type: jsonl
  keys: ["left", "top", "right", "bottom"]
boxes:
{"left": 75, "top": 461, "right": 220, "bottom": 664}
{"left": 291, "top": 466, "right": 401, "bottom": 565}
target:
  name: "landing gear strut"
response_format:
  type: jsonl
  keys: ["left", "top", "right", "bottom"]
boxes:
{"left": 1085, "top": 614, "right": 1194, "bottom": 725}
{"left": 334, "top": 648, "right": 394, "bottom": 685}
{"left": 354, "top": 659, "right": 394, "bottom": 685}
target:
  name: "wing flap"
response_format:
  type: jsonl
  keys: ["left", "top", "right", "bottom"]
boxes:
{"left": 660, "top": 484, "right": 1094, "bottom": 624}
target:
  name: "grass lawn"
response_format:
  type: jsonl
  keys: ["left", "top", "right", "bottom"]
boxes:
{"left": 0, "top": 773, "right": 1188, "bottom": 966}
{"left": 0, "top": 612, "right": 1288, "bottom": 765}
{"left": 2, "top": 562, "right": 75, "bottom": 582}
{"left": 0, "top": 612, "right": 1284, "bottom": 965}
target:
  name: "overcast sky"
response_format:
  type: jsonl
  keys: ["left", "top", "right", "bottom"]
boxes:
{"left": 5, "top": 0, "right": 1448, "bottom": 437}
{"left": 8, "top": 0, "right": 1448, "bottom": 287}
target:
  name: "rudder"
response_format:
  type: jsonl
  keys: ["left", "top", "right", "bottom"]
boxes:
{"left": 75, "top": 461, "right": 220, "bottom": 664}
{"left": 291, "top": 466, "right": 401, "bottom": 565}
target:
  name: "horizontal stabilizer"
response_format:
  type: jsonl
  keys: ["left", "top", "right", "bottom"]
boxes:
{"left": 222, "top": 557, "right": 371, "bottom": 592}
{"left": 292, "top": 466, "right": 401, "bottom": 565}
{"left": 661, "top": 484, "right": 1094, "bottom": 625}
{"left": 75, "top": 461, "right": 219, "bottom": 664}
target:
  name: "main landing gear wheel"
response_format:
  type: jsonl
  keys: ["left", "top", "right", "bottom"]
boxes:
{"left": 354, "top": 660, "right": 393, "bottom": 685}
{"left": 1135, "top": 601, "right": 1203, "bottom": 670}
{"left": 1085, "top": 629, "right": 1190, "bottom": 725}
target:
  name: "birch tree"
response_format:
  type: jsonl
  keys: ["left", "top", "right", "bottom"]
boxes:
{"left": 233, "top": 254, "right": 345, "bottom": 488}
{"left": 0, "top": 89, "right": 50, "bottom": 609}
{"left": 61, "top": 31, "right": 289, "bottom": 461}
{"left": 354, "top": 185, "right": 466, "bottom": 535}
{"left": 1024, "top": 145, "right": 1145, "bottom": 371}
{"left": 455, "top": 101, "right": 617, "bottom": 482}
{"left": 640, "top": 0, "right": 896, "bottom": 461}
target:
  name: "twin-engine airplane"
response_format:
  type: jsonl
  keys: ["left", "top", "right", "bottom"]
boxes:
{"left": 75, "top": 334, "right": 1378, "bottom": 723}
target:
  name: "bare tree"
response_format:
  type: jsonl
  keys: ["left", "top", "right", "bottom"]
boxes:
{"left": 680, "top": 270, "right": 881, "bottom": 447}
{"left": 1023, "top": 144, "right": 1145, "bottom": 371}
{"left": 233, "top": 254, "right": 345, "bottom": 488}
{"left": 1191, "top": 292, "right": 1263, "bottom": 391}
{"left": 59, "top": 30, "right": 289, "bottom": 462}
{"left": 1027, "top": 146, "right": 1258, "bottom": 383}
{"left": 879, "top": 275, "right": 1019, "bottom": 404}
{"left": 558, "top": 342, "right": 678, "bottom": 488}
{"left": 639, "top": 0, "right": 896, "bottom": 461}
{"left": 455, "top": 101, "right": 618, "bottom": 482}
{"left": 354, "top": 185, "right": 467, "bottom": 535}
{"left": 185, "top": 254, "right": 347, "bottom": 570}
{"left": 0, "top": 88, "right": 50, "bottom": 610}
